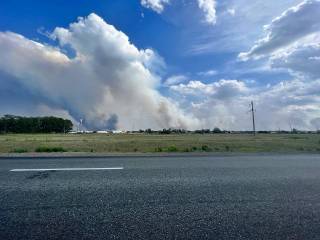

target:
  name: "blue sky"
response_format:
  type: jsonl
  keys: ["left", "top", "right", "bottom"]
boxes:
{"left": 0, "top": 0, "right": 319, "bottom": 130}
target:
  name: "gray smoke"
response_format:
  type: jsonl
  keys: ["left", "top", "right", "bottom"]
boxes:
{"left": 105, "top": 114, "right": 118, "bottom": 130}
{"left": 0, "top": 14, "right": 200, "bottom": 130}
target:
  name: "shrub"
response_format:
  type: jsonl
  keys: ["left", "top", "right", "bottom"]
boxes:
{"left": 167, "top": 146, "right": 178, "bottom": 152}
{"left": 201, "top": 145, "right": 211, "bottom": 152}
{"left": 155, "top": 147, "right": 163, "bottom": 152}
{"left": 35, "top": 146, "right": 67, "bottom": 153}
{"left": 191, "top": 146, "right": 198, "bottom": 152}
{"left": 12, "top": 148, "right": 28, "bottom": 153}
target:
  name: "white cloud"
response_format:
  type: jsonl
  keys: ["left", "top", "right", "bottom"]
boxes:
{"left": 227, "top": 8, "right": 236, "bottom": 16}
{"left": 170, "top": 79, "right": 248, "bottom": 99}
{"left": 141, "top": 0, "right": 170, "bottom": 13}
{"left": 197, "top": 0, "right": 217, "bottom": 25}
{"left": 239, "top": 0, "right": 320, "bottom": 60}
{"left": 198, "top": 69, "right": 218, "bottom": 76}
{"left": 220, "top": 1, "right": 320, "bottom": 130}
{"left": 189, "top": 0, "right": 302, "bottom": 55}
{"left": 0, "top": 13, "right": 200, "bottom": 130}
{"left": 236, "top": 0, "right": 320, "bottom": 96}
{"left": 271, "top": 41, "right": 320, "bottom": 78}
{"left": 164, "top": 75, "right": 188, "bottom": 86}
{"left": 170, "top": 78, "right": 320, "bottom": 130}
{"left": 140, "top": 0, "right": 218, "bottom": 25}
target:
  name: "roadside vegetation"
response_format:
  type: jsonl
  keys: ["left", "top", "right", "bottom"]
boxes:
{"left": 0, "top": 133, "right": 320, "bottom": 154}
{"left": 35, "top": 146, "right": 67, "bottom": 153}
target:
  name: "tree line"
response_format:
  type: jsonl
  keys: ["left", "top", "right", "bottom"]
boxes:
{"left": 0, "top": 115, "right": 73, "bottom": 133}
{"left": 138, "top": 128, "right": 224, "bottom": 134}
{"left": 135, "top": 128, "right": 320, "bottom": 134}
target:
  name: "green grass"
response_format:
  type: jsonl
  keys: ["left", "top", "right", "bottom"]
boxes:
{"left": 0, "top": 133, "right": 319, "bottom": 153}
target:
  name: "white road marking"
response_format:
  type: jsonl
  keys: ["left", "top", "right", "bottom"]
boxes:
{"left": 10, "top": 167, "right": 124, "bottom": 172}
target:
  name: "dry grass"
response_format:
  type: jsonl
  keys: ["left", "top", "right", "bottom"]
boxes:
{"left": 0, "top": 133, "right": 319, "bottom": 153}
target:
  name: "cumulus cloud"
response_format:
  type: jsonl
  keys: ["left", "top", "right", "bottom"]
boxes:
{"left": 140, "top": 0, "right": 218, "bottom": 25}
{"left": 239, "top": 0, "right": 320, "bottom": 60}
{"left": 233, "top": 0, "right": 320, "bottom": 131}
{"left": 255, "top": 79, "right": 320, "bottom": 130}
{"left": 271, "top": 41, "right": 320, "bottom": 78}
{"left": 171, "top": 79, "right": 248, "bottom": 99}
{"left": 189, "top": 1, "right": 320, "bottom": 131}
{"left": 141, "top": 0, "right": 170, "bottom": 13}
{"left": 0, "top": 13, "right": 200, "bottom": 130}
{"left": 170, "top": 78, "right": 320, "bottom": 130}
{"left": 164, "top": 75, "right": 188, "bottom": 86}
{"left": 197, "top": 0, "right": 217, "bottom": 25}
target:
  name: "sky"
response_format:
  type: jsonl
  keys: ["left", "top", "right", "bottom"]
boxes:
{"left": 0, "top": 0, "right": 319, "bottom": 131}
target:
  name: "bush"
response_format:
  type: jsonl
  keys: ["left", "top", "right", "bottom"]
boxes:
{"left": 12, "top": 148, "right": 28, "bottom": 153}
{"left": 35, "top": 146, "right": 67, "bottom": 153}
{"left": 201, "top": 145, "right": 211, "bottom": 152}
{"left": 155, "top": 147, "right": 163, "bottom": 152}
{"left": 167, "top": 146, "right": 178, "bottom": 152}
{"left": 191, "top": 146, "right": 198, "bottom": 152}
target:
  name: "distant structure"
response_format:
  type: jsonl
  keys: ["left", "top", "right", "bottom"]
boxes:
{"left": 250, "top": 101, "right": 256, "bottom": 136}
{"left": 97, "top": 130, "right": 110, "bottom": 134}
{"left": 78, "top": 118, "right": 83, "bottom": 132}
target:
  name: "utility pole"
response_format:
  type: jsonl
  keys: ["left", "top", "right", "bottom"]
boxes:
{"left": 79, "top": 119, "right": 83, "bottom": 133}
{"left": 289, "top": 122, "right": 293, "bottom": 133}
{"left": 250, "top": 101, "right": 256, "bottom": 136}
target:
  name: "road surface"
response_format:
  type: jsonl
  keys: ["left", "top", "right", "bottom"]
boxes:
{"left": 1, "top": 154, "right": 320, "bottom": 239}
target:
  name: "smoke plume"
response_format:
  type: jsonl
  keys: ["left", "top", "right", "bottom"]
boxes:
{"left": 0, "top": 14, "right": 200, "bottom": 130}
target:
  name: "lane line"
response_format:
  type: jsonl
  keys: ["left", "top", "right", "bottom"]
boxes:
{"left": 10, "top": 167, "right": 124, "bottom": 172}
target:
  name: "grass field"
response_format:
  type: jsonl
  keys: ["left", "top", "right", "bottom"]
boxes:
{"left": 0, "top": 133, "right": 320, "bottom": 154}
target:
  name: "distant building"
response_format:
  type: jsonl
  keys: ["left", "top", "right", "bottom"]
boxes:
{"left": 97, "top": 130, "right": 110, "bottom": 134}
{"left": 112, "top": 130, "right": 125, "bottom": 134}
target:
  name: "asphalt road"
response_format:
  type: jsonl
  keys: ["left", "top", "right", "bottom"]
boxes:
{"left": 1, "top": 154, "right": 320, "bottom": 240}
